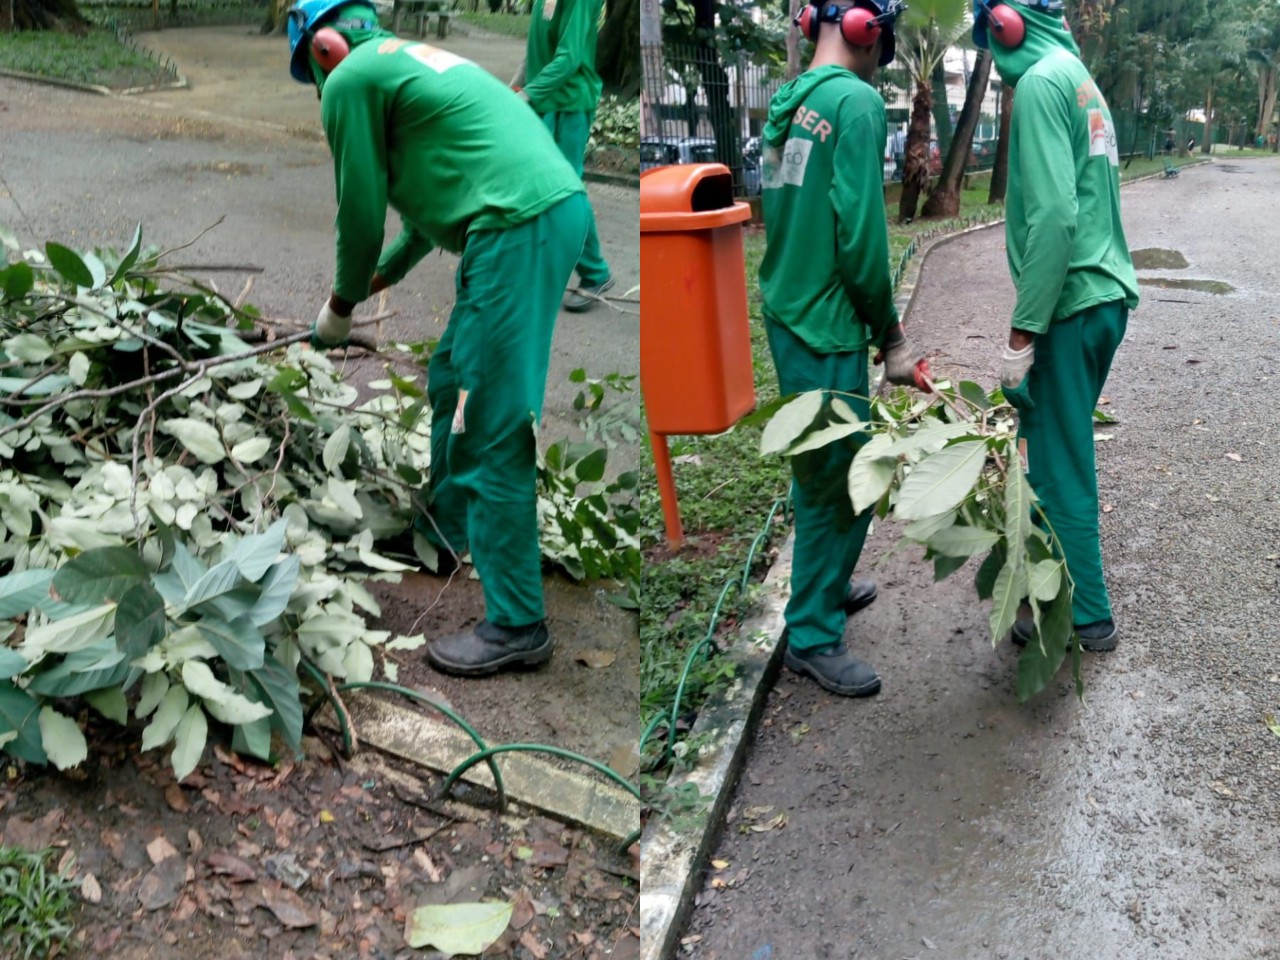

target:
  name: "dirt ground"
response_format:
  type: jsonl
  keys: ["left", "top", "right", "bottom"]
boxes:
{"left": 685, "top": 158, "right": 1280, "bottom": 959}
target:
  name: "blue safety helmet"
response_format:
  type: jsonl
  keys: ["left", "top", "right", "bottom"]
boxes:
{"left": 287, "top": 0, "right": 378, "bottom": 83}
{"left": 972, "top": 0, "right": 1064, "bottom": 49}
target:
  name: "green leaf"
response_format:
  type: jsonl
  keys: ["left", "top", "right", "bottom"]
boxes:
{"left": 1004, "top": 464, "right": 1035, "bottom": 572}
{"left": 182, "top": 660, "right": 273, "bottom": 725}
{"left": 0, "top": 649, "right": 27, "bottom": 681}
{"left": 158, "top": 418, "right": 225, "bottom": 464}
{"left": 135, "top": 673, "right": 170, "bottom": 719}
{"left": 405, "top": 901, "right": 514, "bottom": 953}
{"left": 902, "top": 509, "right": 956, "bottom": 543}
{"left": 829, "top": 397, "right": 861, "bottom": 423}
{"left": 249, "top": 556, "right": 300, "bottom": 627}
{"left": 141, "top": 685, "right": 189, "bottom": 751}
{"left": 24, "top": 604, "right": 116, "bottom": 655}
{"left": 45, "top": 242, "right": 94, "bottom": 287}
{"left": 227, "top": 377, "right": 264, "bottom": 401}
{"left": 784, "top": 420, "right": 867, "bottom": 456}
{"left": 38, "top": 707, "right": 88, "bottom": 769}
{"left": 974, "top": 541, "right": 1007, "bottom": 601}
{"left": 760, "top": 391, "right": 824, "bottom": 455}
{"left": 1016, "top": 590, "right": 1072, "bottom": 701}
{"left": 389, "top": 370, "right": 425, "bottom": 398}
{"left": 244, "top": 657, "right": 303, "bottom": 752}
{"left": 230, "top": 437, "right": 272, "bottom": 463}
{"left": 1028, "top": 559, "right": 1063, "bottom": 603}
{"left": 107, "top": 223, "right": 143, "bottom": 286}
{"left": 113, "top": 582, "right": 168, "bottom": 659}
{"left": 171, "top": 703, "right": 208, "bottom": 781}
{"left": 224, "top": 518, "right": 288, "bottom": 582}
{"left": 52, "top": 547, "right": 148, "bottom": 605}
{"left": 0, "top": 569, "right": 54, "bottom": 619}
{"left": 194, "top": 616, "right": 265, "bottom": 672}
{"left": 887, "top": 421, "right": 972, "bottom": 459}
{"left": 3, "top": 333, "right": 53, "bottom": 362}
{"left": 933, "top": 554, "right": 967, "bottom": 581}
{"left": 232, "top": 717, "right": 273, "bottom": 761}
{"left": 0, "top": 680, "right": 45, "bottom": 764}
{"left": 0, "top": 261, "right": 34, "bottom": 299}
{"left": 323, "top": 424, "right": 351, "bottom": 475}
{"left": 926, "top": 525, "right": 1000, "bottom": 558}
{"left": 847, "top": 434, "right": 896, "bottom": 514}
{"left": 86, "top": 686, "right": 129, "bottom": 725}
{"left": 183, "top": 559, "right": 244, "bottom": 609}
{"left": 988, "top": 559, "right": 1026, "bottom": 646}
{"left": 893, "top": 440, "right": 988, "bottom": 521}
{"left": 957, "top": 380, "right": 991, "bottom": 412}
{"left": 575, "top": 448, "right": 608, "bottom": 483}
{"left": 26, "top": 642, "right": 132, "bottom": 697}
{"left": 326, "top": 478, "right": 363, "bottom": 518}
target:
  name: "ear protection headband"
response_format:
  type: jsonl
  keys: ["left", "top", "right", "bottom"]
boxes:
{"left": 974, "top": 0, "right": 1063, "bottom": 49}
{"left": 290, "top": 9, "right": 373, "bottom": 75}
{"left": 795, "top": 0, "right": 904, "bottom": 49}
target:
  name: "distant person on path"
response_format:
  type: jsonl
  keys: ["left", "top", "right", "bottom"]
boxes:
{"left": 759, "top": 0, "right": 929, "bottom": 697}
{"left": 973, "top": 0, "right": 1139, "bottom": 652}
{"left": 892, "top": 124, "right": 907, "bottom": 179}
{"left": 512, "top": 0, "right": 615, "bottom": 312}
{"left": 1164, "top": 133, "right": 1175, "bottom": 155}
{"left": 288, "top": 0, "right": 590, "bottom": 676}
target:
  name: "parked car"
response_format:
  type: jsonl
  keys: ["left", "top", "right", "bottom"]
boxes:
{"left": 639, "top": 136, "right": 718, "bottom": 171}
{"left": 742, "top": 135, "right": 762, "bottom": 197}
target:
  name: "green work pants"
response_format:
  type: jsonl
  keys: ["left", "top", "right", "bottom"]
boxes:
{"left": 765, "top": 317, "right": 874, "bottom": 653}
{"left": 425, "top": 193, "right": 590, "bottom": 627}
{"left": 541, "top": 111, "right": 611, "bottom": 287}
{"left": 1012, "top": 299, "right": 1128, "bottom": 626}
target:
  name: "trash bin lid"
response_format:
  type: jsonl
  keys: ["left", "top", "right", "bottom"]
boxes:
{"left": 640, "top": 163, "right": 752, "bottom": 232}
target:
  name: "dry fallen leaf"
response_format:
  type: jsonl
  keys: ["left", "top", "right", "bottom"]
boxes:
{"left": 710, "top": 859, "right": 730, "bottom": 870}
{"left": 138, "top": 856, "right": 187, "bottom": 911}
{"left": 574, "top": 650, "right": 617, "bottom": 669}
{"left": 1102, "top": 504, "right": 1114, "bottom": 514}
{"left": 261, "top": 882, "right": 318, "bottom": 928}
{"left": 165, "top": 784, "right": 190, "bottom": 814}
{"left": 1226, "top": 452, "right": 1243, "bottom": 462}
{"left": 205, "top": 851, "right": 256, "bottom": 883}
{"left": 319, "top": 810, "right": 336, "bottom": 824}
{"left": 519, "top": 930, "right": 549, "bottom": 959}
{"left": 81, "top": 873, "right": 102, "bottom": 904}
{"left": 749, "top": 813, "right": 788, "bottom": 833}
{"left": 146, "top": 836, "right": 180, "bottom": 866}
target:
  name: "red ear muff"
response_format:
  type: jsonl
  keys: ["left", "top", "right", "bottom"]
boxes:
{"left": 797, "top": 5, "right": 818, "bottom": 41}
{"left": 311, "top": 26, "right": 350, "bottom": 74}
{"left": 840, "top": 6, "right": 881, "bottom": 46}
{"left": 986, "top": 3, "right": 1025, "bottom": 47}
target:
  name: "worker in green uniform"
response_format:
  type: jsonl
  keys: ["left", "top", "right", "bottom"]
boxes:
{"left": 760, "top": 0, "right": 928, "bottom": 697}
{"left": 289, "top": 0, "right": 590, "bottom": 675}
{"left": 972, "top": 0, "right": 1139, "bottom": 652}
{"left": 511, "top": 0, "right": 613, "bottom": 312}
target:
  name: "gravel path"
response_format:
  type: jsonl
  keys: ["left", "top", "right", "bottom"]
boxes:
{"left": 685, "top": 157, "right": 1280, "bottom": 959}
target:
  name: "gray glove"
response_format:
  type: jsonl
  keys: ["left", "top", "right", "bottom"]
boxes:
{"left": 880, "top": 327, "right": 925, "bottom": 387}
{"left": 1000, "top": 342, "right": 1035, "bottom": 391}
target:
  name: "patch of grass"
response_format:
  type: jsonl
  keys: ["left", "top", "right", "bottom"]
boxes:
{"left": 455, "top": 10, "right": 531, "bottom": 37}
{"left": 0, "top": 846, "right": 78, "bottom": 960}
{"left": 84, "top": 1, "right": 265, "bottom": 29}
{"left": 0, "top": 26, "right": 173, "bottom": 90}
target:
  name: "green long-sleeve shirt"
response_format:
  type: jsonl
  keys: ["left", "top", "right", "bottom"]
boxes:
{"left": 320, "top": 35, "right": 584, "bottom": 302}
{"left": 524, "top": 0, "right": 603, "bottom": 116}
{"left": 758, "top": 66, "right": 898, "bottom": 354}
{"left": 991, "top": 10, "right": 1139, "bottom": 334}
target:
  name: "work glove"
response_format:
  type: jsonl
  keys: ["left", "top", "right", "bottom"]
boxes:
{"left": 877, "top": 326, "right": 933, "bottom": 390}
{"left": 311, "top": 300, "right": 351, "bottom": 350}
{"left": 1000, "top": 340, "right": 1035, "bottom": 411}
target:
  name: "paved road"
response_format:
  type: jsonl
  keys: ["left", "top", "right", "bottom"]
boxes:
{"left": 0, "top": 25, "right": 639, "bottom": 469}
{"left": 686, "top": 158, "right": 1280, "bottom": 959}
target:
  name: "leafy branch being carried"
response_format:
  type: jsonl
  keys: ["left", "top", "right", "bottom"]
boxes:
{"left": 761, "top": 377, "right": 1083, "bottom": 701}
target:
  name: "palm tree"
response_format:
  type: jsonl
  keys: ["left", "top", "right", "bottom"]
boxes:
{"left": 922, "top": 46, "right": 992, "bottom": 217}
{"left": 893, "top": 0, "right": 971, "bottom": 222}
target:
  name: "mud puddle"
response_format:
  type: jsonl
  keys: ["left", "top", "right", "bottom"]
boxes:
{"left": 1131, "top": 247, "right": 1190, "bottom": 270}
{"left": 1137, "top": 276, "right": 1236, "bottom": 294}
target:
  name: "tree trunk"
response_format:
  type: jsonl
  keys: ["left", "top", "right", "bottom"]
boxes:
{"left": 1258, "top": 67, "right": 1277, "bottom": 144}
{"left": 930, "top": 59, "right": 952, "bottom": 157}
{"left": 1, "top": 0, "right": 87, "bottom": 31}
{"left": 898, "top": 79, "right": 934, "bottom": 223}
{"left": 691, "top": 0, "right": 738, "bottom": 183}
{"left": 988, "top": 83, "right": 1013, "bottom": 205}
{"left": 785, "top": 0, "right": 801, "bottom": 82}
{"left": 923, "top": 48, "right": 992, "bottom": 219}
{"left": 596, "top": 0, "right": 639, "bottom": 94}
{"left": 1201, "top": 82, "right": 1213, "bottom": 155}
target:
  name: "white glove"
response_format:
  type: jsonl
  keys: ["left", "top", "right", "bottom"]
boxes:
{"left": 313, "top": 301, "right": 351, "bottom": 347}
{"left": 1000, "top": 341, "right": 1035, "bottom": 390}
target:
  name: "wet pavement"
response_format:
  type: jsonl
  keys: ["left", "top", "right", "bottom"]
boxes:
{"left": 685, "top": 158, "right": 1280, "bottom": 959}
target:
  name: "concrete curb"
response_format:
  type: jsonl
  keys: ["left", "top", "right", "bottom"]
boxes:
{"left": 639, "top": 536, "right": 794, "bottom": 960}
{"left": 584, "top": 169, "right": 640, "bottom": 190}
{"left": 0, "top": 67, "right": 187, "bottom": 97}
{"left": 636, "top": 157, "right": 1218, "bottom": 960}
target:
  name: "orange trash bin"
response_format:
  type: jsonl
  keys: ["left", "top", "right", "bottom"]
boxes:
{"left": 640, "top": 163, "right": 756, "bottom": 548}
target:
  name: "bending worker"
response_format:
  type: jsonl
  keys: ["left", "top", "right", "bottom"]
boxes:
{"left": 289, "top": 0, "right": 589, "bottom": 675}
{"left": 973, "top": 0, "right": 1139, "bottom": 652}
{"left": 760, "top": 0, "right": 929, "bottom": 698}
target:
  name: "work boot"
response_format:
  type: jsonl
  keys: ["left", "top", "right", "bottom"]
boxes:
{"left": 783, "top": 633, "right": 881, "bottom": 697}
{"left": 844, "top": 578, "right": 877, "bottom": 614}
{"left": 564, "top": 276, "right": 615, "bottom": 313}
{"left": 1012, "top": 617, "right": 1119, "bottom": 653}
{"left": 426, "top": 619, "right": 553, "bottom": 677}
